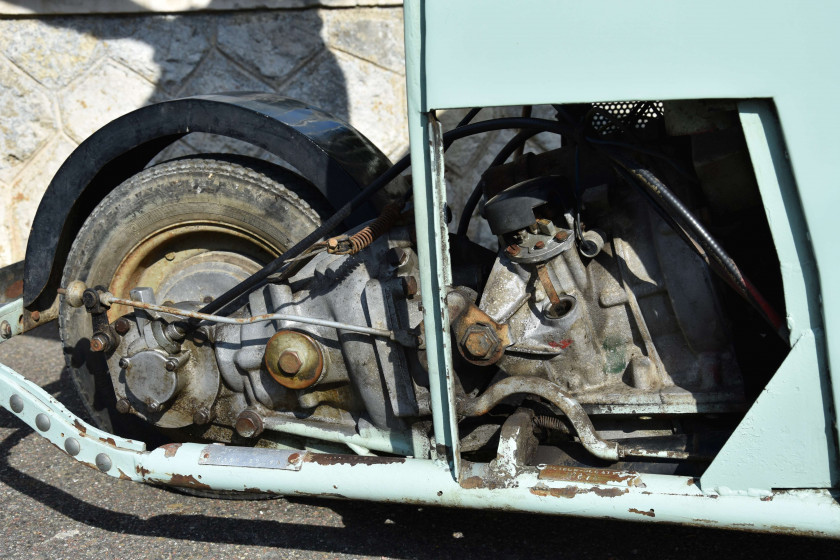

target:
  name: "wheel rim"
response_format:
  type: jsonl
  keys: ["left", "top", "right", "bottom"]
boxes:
{"left": 108, "top": 221, "right": 279, "bottom": 319}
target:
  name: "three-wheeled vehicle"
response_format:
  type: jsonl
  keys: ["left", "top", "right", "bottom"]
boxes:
{"left": 1, "top": 0, "right": 838, "bottom": 536}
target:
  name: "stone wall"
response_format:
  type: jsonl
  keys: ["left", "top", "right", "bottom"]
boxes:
{"left": 0, "top": 4, "right": 560, "bottom": 267}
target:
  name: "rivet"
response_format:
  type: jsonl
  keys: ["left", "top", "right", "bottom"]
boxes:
{"left": 35, "top": 413, "right": 51, "bottom": 432}
{"left": 9, "top": 394, "right": 23, "bottom": 413}
{"left": 65, "top": 437, "right": 80, "bottom": 456}
{"left": 95, "top": 453, "right": 112, "bottom": 472}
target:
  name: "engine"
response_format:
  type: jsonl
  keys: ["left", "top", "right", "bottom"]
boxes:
{"left": 70, "top": 100, "right": 782, "bottom": 473}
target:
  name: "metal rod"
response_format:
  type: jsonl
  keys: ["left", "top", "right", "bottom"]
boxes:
{"left": 101, "top": 295, "right": 397, "bottom": 340}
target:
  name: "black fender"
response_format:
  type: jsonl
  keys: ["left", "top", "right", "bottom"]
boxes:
{"left": 23, "top": 92, "right": 393, "bottom": 312}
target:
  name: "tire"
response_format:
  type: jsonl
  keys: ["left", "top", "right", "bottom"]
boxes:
{"left": 59, "top": 155, "right": 330, "bottom": 443}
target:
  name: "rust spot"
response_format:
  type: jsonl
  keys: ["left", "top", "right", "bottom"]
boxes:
{"left": 539, "top": 465, "right": 644, "bottom": 487}
{"left": 288, "top": 453, "right": 300, "bottom": 463}
{"left": 161, "top": 443, "right": 182, "bottom": 458}
{"left": 99, "top": 437, "right": 116, "bottom": 447}
{"left": 117, "top": 468, "right": 132, "bottom": 481}
{"left": 305, "top": 454, "right": 406, "bottom": 467}
{"left": 136, "top": 465, "right": 151, "bottom": 477}
{"left": 4, "top": 280, "right": 22, "bottom": 299}
{"left": 592, "top": 487, "right": 628, "bottom": 498}
{"left": 629, "top": 508, "right": 655, "bottom": 517}
{"left": 760, "top": 495, "right": 773, "bottom": 502}
{"left": 686, "top": 478, "right": 696, "bottom": 486}
{"left": 169, "top": 474, "right": 211, "bottom": 490}
{"left": 293, "top": 491, "right": 349, "bottom": 499}
{"left": 547, "top": 339, "right": 573, "bottom": 350}
{"left": 530, "top": 484, "right": 629, "bottom": 499}
{"left": 73, "top": 420, "right": 87, "bottom": 434}
{"left": 460, "top": 476, "right": 486, "bottom": 490}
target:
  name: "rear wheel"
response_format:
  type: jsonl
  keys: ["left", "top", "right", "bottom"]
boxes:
{"left": 59, "top": 155, "right": 329, "bottom": 442}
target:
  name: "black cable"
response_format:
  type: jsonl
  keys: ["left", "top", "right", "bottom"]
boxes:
{"left": 457, "top": 107, "right": 482, "bottom": 128}
{"left": 201, "top": 116, "right": 574, "bottom": 317}
{"left": 456, "top": 129, "right": 541, "bottom": 237}
{"left": 602, "top": 147, "right": 784, "bottom": 334}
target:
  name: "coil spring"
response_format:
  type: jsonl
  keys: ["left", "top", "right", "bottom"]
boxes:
{"left": 534, "top": 415, "right": 571, "bottom": 434}
{"left": 332, "top": 202, "right": 402, "bottom": 255}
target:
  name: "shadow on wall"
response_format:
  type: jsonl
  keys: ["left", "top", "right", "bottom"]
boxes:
{"left": 0, "top": 2, "right": 354, "bottom": 262}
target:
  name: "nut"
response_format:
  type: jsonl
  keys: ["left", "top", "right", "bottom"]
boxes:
{"left": 505, "top": 244, "right": 521, "bottom": 257}
{"left": 278, "top": 350, "right": 302, "bottom": 375}
{"left": 89, "top": 332, "right": 112, "bottom": 353}
{"left": 460, "top": 323, "right": 500, "bottom": 360}
{"left": 402, "top": 276, "right": 418, "bottom": 297}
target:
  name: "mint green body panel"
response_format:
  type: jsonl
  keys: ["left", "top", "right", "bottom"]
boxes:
{"left": 405, "top": 0, "right": 839, "bottom": 496}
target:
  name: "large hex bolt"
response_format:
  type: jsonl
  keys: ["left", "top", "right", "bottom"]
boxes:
{"left": 460, "top": 323, "right": 501, "bottom": 361}
{"left": 278, "top": 350, "right": 302, "bottom": 376}
{"left": 264, "top": 330, "right": 324, "bottom": 389}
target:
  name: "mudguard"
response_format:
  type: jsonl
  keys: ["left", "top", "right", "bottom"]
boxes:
{"left": 22, "top": 92, "right": 393, "bottom": 314}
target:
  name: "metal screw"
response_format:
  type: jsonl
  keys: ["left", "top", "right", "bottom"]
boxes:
{"left": 118, "top": 357, "right": 131, "bottom": 369}
{"left": 235, "top": 410, "right": 264, "bottom": 438}
{"left": 165, "top": 252, "right": 176, "bottom": 261}
{"left": 0, "top": 321, "right": 11, "bottom": 339}
{"left": 534, "top": 241, "right": 546, "bottom": 250}
{"left": 193, "top": 408, "right": 213, "bottom": 426}
{"left": 402, "top": 276, "right": 419, "bottom": 297}
{"left": 505, "top": 244, "right": 521, "bottom": 257}
{"left": 114, "top": 317, "right": 131, "bottom": 335}
{"left": 164, "top": 358, "right": 179, "bottom": 372}
{"left": 278, "top": 350, "right": 302, "bottom": 375}
{"left": 116, "top": 398, "right": 131, "bottom": 414}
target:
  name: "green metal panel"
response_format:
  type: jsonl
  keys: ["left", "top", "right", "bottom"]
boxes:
{"left": 407, "top": 0, "right": 840, "bottom": 489}
{"left": 403, "top": 0, "right": 461, "bottom": 476}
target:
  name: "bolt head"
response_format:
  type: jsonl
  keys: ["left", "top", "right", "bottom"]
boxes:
{"left": 164, "top": 359, "right": 179, "bottom": 372}
{"left": 116, "top": 398, "right": 131, "bottom": 414}
{"left": 278, "top": 350, "right": 302, "bottom": 375}
{"left": 554, "top": 230, "right": 569, "bottom": 242}
{"left": 235, "top": 410, "right": 263, "bottom": 438}
{"left": 118, "top": 357, "right": 130, "bottom": 369}
{"left": 534, "top": 241, "right": 545, "bottom": 250}
{"left": 0, "top": 321, "right": 11, "bottom": 339}
{"left": 31, "top": 311, "right": 40, "bottom": 322}
{"left": 147, "top": 400, "right": 162, "bottom": 413}
{"left": 193, "top": 408, "right": 213, "bottom": 426}
{"left": 505, "top": 244, "right": 521, "bottom": 257}
{"left": 387, "top": 247, "right": 407, "bottom": 266}
{"left": 114, "top": 317, "right": 131, "bottom": 335}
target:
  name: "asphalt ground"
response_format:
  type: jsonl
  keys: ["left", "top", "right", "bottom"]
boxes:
{"left": 0, "top": 322, "right": 836, "bottom": 560}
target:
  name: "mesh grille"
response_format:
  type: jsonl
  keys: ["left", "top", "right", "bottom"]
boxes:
{"left": 590, "top": 101, "right": 665, "bottom": 136}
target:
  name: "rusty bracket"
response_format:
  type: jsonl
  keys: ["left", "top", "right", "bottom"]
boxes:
{"left": 450, "top": 297, "right": 511, "bottom": 366}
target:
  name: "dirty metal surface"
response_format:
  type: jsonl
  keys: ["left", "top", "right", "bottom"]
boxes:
{"left": 0, "top": 322, "right": 839, "bottom": 558}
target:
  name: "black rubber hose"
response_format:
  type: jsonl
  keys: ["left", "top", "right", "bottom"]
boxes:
{"left": 456, "top": 129, "right": 541, "bottom": 237}
{"left": 456, "top": 107, "right": 482, "bottom": 128}
{"left": 200, "top": 117, "right": 574, "bottom": 317}
{"left": 603, "top": 148, "right": 784, "bottom": 334}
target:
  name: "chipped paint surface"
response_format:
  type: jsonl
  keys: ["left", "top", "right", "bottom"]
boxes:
{"left": 538, "top": 465, "right": 645, "bottom": 487}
